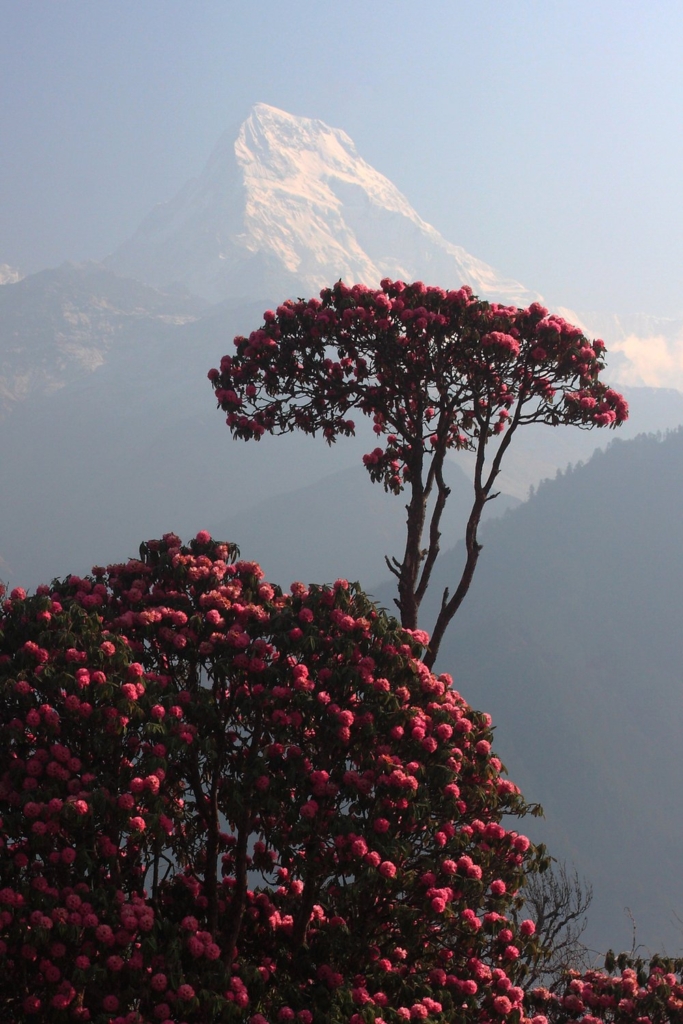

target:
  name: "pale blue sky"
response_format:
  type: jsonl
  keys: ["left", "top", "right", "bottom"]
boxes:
{"left": 1, "top": 0, "right": 682, "bottom": 315}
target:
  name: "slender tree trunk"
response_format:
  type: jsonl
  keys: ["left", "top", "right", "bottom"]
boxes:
{"left": 424, "top": 489, "right": 486, "bottom": 668}
{"left": 224, "top": 712, "right": 262, "bottom": 961}
{"left": 414, "top": 450, "right": 450, "bottom": 608}
{"left": 424, "top": 402, "right": 525, "bottom": 667}
{"left": 204, "top": 771, "right": 221, "bottom": 935}
{"left": 397, "top": 450, "right": 427, "bottom": 629}
{"left": 223, "top": 804, "right": 250, "bottom": 965}
{"left": 292, "top": 848, "right": 320, "bottom": 947}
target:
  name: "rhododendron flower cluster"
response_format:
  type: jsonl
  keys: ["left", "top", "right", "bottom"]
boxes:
{"left": 1, "top": 533, "right": 552, "bottom": 1023}
{"left": 209, "top": 280, "right": 627, "bottom": 457}
{"left": 209, "top": 280, "right": 627, "bottom": 664}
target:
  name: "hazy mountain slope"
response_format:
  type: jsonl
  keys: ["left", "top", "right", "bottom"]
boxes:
{"left": 0, "top": 278, "right": 524, "bottom": 594}
{"left": 411, "top": 429, "right": 683, "bottom": 954}
{"left": 2, "top": 250, "right": 682, "bottom": 592}
{"left": 0, "top": 262, "right": 203, "bottom": 417}
{"left": 208, "top": 462, "right": 519, "bottom": 595}
{"left": 106, "top": 103, "right": 541, "bottom": 307}
{"left": 4, "top": 251, "right": 678, "bottom": 592}
{"left": 0, "top": 299, "right": 379, "bottom": 589}
{"left": 4, "top": 274, "right": 681, "bottom": 595}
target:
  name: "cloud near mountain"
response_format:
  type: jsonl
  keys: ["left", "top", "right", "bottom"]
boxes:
{"left": 557, "top": 307, "right": 683, "bottom": 392}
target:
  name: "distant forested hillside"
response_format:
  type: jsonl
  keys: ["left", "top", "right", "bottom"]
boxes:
{"left": 413, "top": 428, "right": 683, "bottom": 955}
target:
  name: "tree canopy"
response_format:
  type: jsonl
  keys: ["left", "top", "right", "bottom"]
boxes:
{"left": 209, "top": 280, "right": 627, "bottom": 663}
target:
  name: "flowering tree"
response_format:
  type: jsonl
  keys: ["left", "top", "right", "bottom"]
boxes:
{"left": 1, "top": 532, "right": 554, "bottom": 1023}
{"left": 209, "top": 280, "right": 628, "bottom": 665}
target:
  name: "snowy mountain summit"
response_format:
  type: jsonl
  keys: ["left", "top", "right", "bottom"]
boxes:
{"left": 107, "top": 103, "right": 540, "bottom": 307}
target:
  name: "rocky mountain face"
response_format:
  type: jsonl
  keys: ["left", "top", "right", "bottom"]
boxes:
{"left": 1, "top": 105, "right": 545, "bottom": 421}
{"left": 0, "top": 262, "right": 204, "bottom": 417}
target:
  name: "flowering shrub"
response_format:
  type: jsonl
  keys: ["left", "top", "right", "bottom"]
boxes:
{"left": 208, "top": 279, "right": 628, "bottom": 664}
{"left": 529, "top": 954, "right": 683, "bottom": 1023}
{"left": 1, "top": 533, "right": 550, "bottom": 1023}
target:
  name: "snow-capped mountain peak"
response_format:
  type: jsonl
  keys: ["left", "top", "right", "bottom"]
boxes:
{"left": 106, "top": 103, "right": 540, "bottom": 307}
